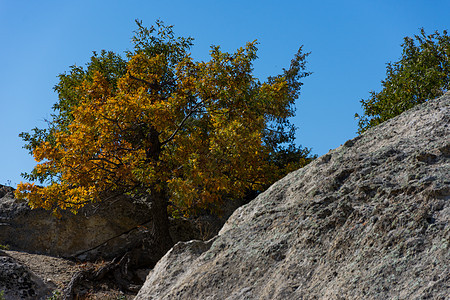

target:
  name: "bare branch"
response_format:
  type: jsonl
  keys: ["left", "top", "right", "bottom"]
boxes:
{"left": 161, "top": 98, "right": 208, "bottom": 146}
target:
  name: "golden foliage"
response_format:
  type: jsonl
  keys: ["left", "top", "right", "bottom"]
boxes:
{"left": 16, "top": 34, "right": 310, "bottom": 217}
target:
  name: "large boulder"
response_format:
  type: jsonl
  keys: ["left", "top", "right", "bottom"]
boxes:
{"left": 0, "top": 188, "right": 154, "bottom": 261}
{"left": 0, "top": 187, "right": 236, "bottom": 265}
{"left": 136, "top": 93, "right": 450, "bottom": 299}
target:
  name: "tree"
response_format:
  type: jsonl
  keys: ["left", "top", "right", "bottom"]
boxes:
{"left": 16, "top": 20, "right": 313, "bottom": 258}
{"left": 356, "top": 28, "right": 450, "bottom": 133}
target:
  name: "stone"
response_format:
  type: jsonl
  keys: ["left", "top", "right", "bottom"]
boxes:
{"left": 136, "top": 93, "right": 450, "bottom": 299}
{"left": 0, "top": 189, "right": 154, "bottom": 261}
{"left": 0, "top": 250, "right": 54, "bottom": 300}
{"left": 0, "top": 186, "right": 245, "bottom": 264}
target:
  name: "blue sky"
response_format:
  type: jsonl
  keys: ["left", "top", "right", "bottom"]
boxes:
{"left": 1, "top": 0, "right": 449, "bottom": 187}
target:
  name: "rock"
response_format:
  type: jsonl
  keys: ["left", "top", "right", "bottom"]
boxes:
{"left": 0, "top": 189, "right": 154, "bottom": 261}
{"left": 136, "top": 93, "right": 450, "bottom": 299}
{"left": 0, "top": 187, "right": 244, "bottom": 264}
{"left": 0, "top": 250, "right": 54, "bottom": 300}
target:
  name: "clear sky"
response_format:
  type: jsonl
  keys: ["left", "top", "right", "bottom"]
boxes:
{"left": 1, "top": 0, "right": 449, "bottom": 187}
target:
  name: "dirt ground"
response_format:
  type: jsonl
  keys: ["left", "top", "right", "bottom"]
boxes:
{"left": 5, "top": 250, "right": 137, "bottom": 299}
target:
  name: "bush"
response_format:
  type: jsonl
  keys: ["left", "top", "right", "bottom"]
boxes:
{"left": 356, "top": 28, "right": 449, "bottom": 133}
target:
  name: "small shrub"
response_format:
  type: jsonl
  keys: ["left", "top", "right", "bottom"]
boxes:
{"left": 356, "top": 28, "right": 450, "bottom": 133}
{"left": 47, "top": 290, "right": 61, "bottom": 300}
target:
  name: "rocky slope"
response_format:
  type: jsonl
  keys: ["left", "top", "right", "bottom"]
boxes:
{"left": 136, "top": 93, "right": 450, "bottom": 299}
{"left": 0, "top": 186, "right": 234, "bottom": 264}
{"left": 0, "top": 187, "right": 154, "bottom": 261}
{"left": 0, "top": 250, "right": 55, "bottom": 300}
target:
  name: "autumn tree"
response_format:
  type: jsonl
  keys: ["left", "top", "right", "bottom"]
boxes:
{"left": 16, "top": 20, "right": 313, "bottom": 257}
{"left": 356, "top": 28, "right": 450, "bottom": 133}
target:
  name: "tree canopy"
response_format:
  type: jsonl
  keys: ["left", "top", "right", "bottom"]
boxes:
{"left": 356, "top": 28, "right": 450, "bottom": 133}
{"left": 15, "top": 20, "right": 313, "bottom": 232}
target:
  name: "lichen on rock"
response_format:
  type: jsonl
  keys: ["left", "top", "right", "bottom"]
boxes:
{"left": 136, "top": 93, "right": 450, "bottom": 299}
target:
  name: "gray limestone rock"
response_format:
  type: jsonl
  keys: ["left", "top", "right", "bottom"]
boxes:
{"left": 0, "top": 250, "right": 54, "bottom": 300}
{"left": 0, "top": 188, "right": 229, "bottom": 265}
{"left": 136, "top": 93, "right": 450, "bottom": 299}
{"left": 0, "top": 189, "right": 153, "bottom": 261}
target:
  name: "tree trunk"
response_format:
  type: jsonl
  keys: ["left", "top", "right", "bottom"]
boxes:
{"left": 148, "top": 186, "right": 173, "bottom": 259}
{"left": 62, "top": 189, "right": 174, "bottom": 299}
{"left": 144, "top": 127, "right": 174, "bottom": 261}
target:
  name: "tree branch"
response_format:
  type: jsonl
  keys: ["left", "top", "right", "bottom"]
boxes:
{"left": 128, "top": 73, "right": 175, "bottom": 91}
{"left": 161, "top": 98, "right": 207, "bottom": 146}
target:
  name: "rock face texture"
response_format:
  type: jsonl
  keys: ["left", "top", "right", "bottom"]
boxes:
{"left": 0, "top": 250, "right": 54, "bottom": 300}
{"left": 136, "top": 93, "right": 450, "bottom": 299}
{"left": 0, "top": 186, "right": 230, "bottom": 263}
{"left": 0, "top": 187, "right": 154, "bottom": 260}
